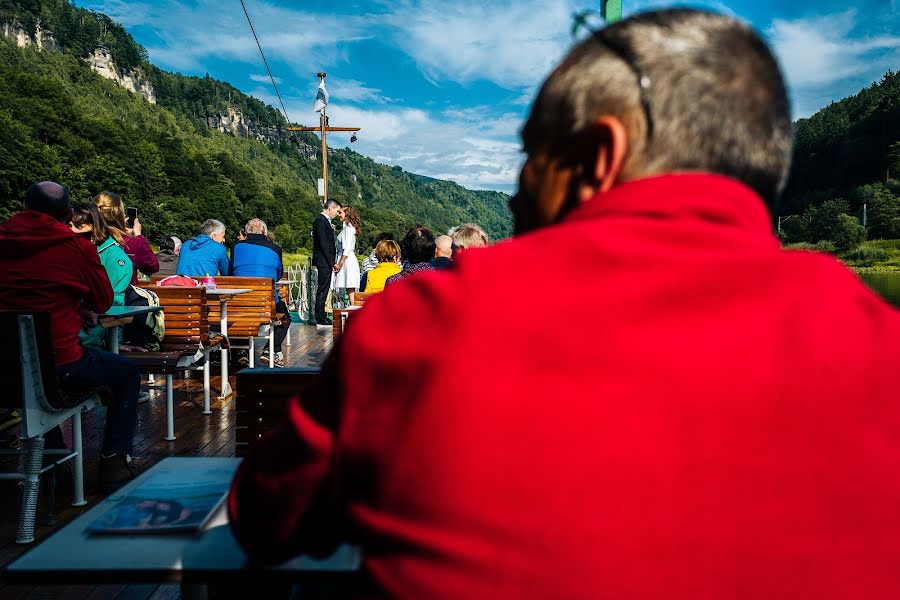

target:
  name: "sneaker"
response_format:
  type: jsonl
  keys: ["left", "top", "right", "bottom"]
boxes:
{"left": 99, "top": 453, "right": 136, "bottom": 494}
{"left": 137, "top": 391, "right": 151, "bottom": 403}
{"left": 316, "top": 321, "right": 332, "bottom": 328}
{"left": 273, "top": 352, "right": 285, "bottom": 368}
{"left": 259, "top": 350, "right": 270, "bottom": 363}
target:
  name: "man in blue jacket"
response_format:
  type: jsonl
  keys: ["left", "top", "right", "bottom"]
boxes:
{"left": 232, "top": 218, "right": 289, "bottom": 367}
{"left": 176, "top": 219, "right": 230, "bottom": 277}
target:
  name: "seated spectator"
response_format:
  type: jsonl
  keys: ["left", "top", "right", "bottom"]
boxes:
{"left": 95, "top": 192, "right": 159, "bottom": 284}
{"left": 431, "top": 234, "right": 453, "bottom": 269}
{"left": 69, "top": 203, "right": 133, "bottom": 350}
{"left": 231, "top": 218, "right": 289, "bottom": 367}
{"left": 362, "top": 232, "right": 396, "bottom": 273}
{"left": 155, "top": 236, "right": 181, "bottom": 277}
{"left": 177, "top": 219, "right": 229, "bottom": 277}
{"left": 0, "top": 182, "right": 139, "bottom": 492}
{"left": 385, "top": 225, "right": 436, "bottom": 286}
{"left": 449, "top": 223, "right": 489, "bottom": 255}
{"left": 361, "top": 240, "right": 402, "bottom": 293}
{"left": 228, "top": 9, "right": 900, "bottom": 598}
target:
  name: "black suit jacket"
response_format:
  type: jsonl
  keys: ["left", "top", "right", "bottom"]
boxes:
{"left": 312, "top": 213, "right": 336, "bottom": 268}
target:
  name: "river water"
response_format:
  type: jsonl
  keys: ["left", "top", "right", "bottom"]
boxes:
{"left": 858, "top": 271, "right": 900, "bottom": 307}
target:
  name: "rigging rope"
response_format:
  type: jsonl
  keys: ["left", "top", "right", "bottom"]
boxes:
{"left": 239, "top": 0, "right": 293, "bottom": 127}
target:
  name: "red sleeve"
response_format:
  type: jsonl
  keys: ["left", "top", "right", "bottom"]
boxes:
{"left": 77, "top": 238, "right": 113, "bottom": 313}
{"left": 129, "top": 235, "right": 159, "bottom": 276}
{"left": 228, "top": 347, "right": 344, "bottom": 564}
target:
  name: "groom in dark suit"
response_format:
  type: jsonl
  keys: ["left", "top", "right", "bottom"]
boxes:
{"left": 312, "top": 199, "right": 341, "bottom": 326}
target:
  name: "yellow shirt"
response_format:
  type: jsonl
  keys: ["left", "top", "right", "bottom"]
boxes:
{"left": 364, "top": 261, "right": 402, "bottom": 293}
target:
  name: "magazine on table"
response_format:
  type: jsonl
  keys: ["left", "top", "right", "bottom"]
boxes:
{"left": 87, "top": 464, "right": 233, "bottom": 534}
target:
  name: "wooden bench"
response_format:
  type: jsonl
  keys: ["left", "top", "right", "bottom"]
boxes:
{"left": 151, "top": 276, "right": 280, "bottom": 369}
{"left": 0, "top": 311, "right": 103, "bottom": 544}
{"left": 234, "top": 367, "right": 321, "bottom": 457}
{"left": 132, "top": 285, "right": 224, "bottom": 440}
{"left": 349, "top": 291, "right": 374, "bottom": 306}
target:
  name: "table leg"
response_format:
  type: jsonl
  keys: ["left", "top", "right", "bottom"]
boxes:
{"left": 165, "top": 374, "right": 175, "bottom": 441}
{"left": 71, "top": 411, "right": 86, "bottom": 507}
{"left": 108, "top": 325, "right": 120, "bottom": 354}
{"left": 219, "top": 300, "right": 232, "bottom": 398}
{"left": 202, "top": 359, "right": 211, "bottom": 415}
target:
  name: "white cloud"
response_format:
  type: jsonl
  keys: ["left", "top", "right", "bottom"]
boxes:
{"left": 768, "top": 10, "right": 900, "bottom": 116}
{"left": 384, "top": 0, "right": 574, "bottom": 91}
{"left": 250, "top": 73, "right": 281, "bottom": 85}
{"left": 94, "top": 0, "right": 374, "bottom": 75}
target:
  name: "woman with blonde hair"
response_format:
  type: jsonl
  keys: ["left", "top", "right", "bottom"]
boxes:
{"left": 333, "top": 205, "right": 362, "bottom": 296}
{"left": 94, "top": 191, "right": 158, "bottom": 284}
{"left": 361, "top": 240, "right": 401, "bottom": 293}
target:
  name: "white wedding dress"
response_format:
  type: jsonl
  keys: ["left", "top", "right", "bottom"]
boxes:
{"left": 333, "top": 223, "right": 361, "bottom": 289}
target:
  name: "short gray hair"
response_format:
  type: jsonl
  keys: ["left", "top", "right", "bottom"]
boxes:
{"left": 523, "top": 9, "right": 792, "bottom": 209}
{"left": 245, "top": 218, "right": 267, "bottom": 235}
{"left": 200, "top": 219, "right": 225, "bottom": 237}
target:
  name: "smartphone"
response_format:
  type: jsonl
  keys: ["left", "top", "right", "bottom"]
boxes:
{"left": 126, "top": 207, "right": 138, "bottom": 229}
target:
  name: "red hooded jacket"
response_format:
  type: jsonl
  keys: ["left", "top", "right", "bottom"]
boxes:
{"left": 0, "top": 211, "right": 113, "bottom": 366}
{"left": 230, "top": 174, "right": 900, "bottom": 599}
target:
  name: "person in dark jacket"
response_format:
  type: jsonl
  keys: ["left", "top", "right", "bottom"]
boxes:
{"left": 312, "top": 200, "right": 341, "bottom": 326}
{"left": 155, "top": 236, "right": 181, "bottom": 277}
{"left": 231, "top": 218, "right": 289, "bottom": 367}
{"left": 95, "top": 191, "right": 159, "bottom": 284}
{"left": 177, "top": 219, "right": 230, "bottom": 277}
{"left": 0, "top": 182, "right": 140, "bottom": 492}
{"left": 430, "top": 234, "right": 453, "bottom": 270}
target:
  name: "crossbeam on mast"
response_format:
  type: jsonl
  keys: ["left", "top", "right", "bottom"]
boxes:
{"left": 286, "top": 73, "right": 360, "bottom": 204}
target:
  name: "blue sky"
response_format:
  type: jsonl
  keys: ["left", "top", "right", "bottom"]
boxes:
{"left": 78, "top": 1, "right": 899, "bottom": 192}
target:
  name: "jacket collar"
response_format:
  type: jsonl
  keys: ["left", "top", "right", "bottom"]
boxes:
{"left": 97, "top": 236, "right": 118, "bottom": 253}
{"left": 562, "top": 173, "right": 775, "bottom": 241}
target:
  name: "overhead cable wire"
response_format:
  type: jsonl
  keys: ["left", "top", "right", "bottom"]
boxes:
{"left": 239, "top": 0, "right": 293, "bottom": 126}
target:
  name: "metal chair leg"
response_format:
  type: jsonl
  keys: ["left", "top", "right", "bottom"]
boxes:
{"left": 16, "top": 435, "right": 44, "bottom": 544}
{"left": 72, "top": 410, "right": 86, "bottom": 507}
{"left": 165, "top": 374, "right": 175, "bottom": 441}
{"left": 203, "top": 361, "right": 211, "bottom": 415}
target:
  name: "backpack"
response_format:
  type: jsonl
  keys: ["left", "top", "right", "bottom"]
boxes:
{"left": 122, "top": 285, "right": 165, "bottom": 350}
{"left": 158, "top": 275, "right": 200, "bottom": 287}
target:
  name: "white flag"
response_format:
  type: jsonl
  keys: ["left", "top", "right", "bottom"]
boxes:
{"left": 313, "top": 79, "right": 329, "bottom": 113}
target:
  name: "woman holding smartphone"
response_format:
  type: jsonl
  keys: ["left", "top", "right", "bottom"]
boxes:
{"left": 95, "top": 191, "right": 159, "bottom": 284}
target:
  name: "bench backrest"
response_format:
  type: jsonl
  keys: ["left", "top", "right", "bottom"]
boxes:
{"left": 205, "top": 276, "right": 276, "bottom": 338}
{"left": 137, "top": 285, "right": 210, "bottom": 350}
{"left": 350, "top": 292, "right": 374, "bottom": 306}
{"left": 0, "top": 311, "right": 62, "bottom": 412}
{"left": 235, "top": 367, "right": 321, "bottom": 457}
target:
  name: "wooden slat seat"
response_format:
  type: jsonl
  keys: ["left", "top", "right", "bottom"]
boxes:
{"left": 133, "top": 285, "right": 226, "bottom": 440}
{"left": 235, "top": 367, "right": 321, "bottom": 457}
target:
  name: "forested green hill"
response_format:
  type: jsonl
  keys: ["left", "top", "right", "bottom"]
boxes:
{"left": 0, "top": 0, "right": 512, "bottom": 253}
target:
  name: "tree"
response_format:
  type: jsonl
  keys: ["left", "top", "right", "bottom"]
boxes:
{"left": 854, "top": 182, "right": 900, "bottom": 239}
{"left": 804, "top": 198, "right": 867, "bottom": 250}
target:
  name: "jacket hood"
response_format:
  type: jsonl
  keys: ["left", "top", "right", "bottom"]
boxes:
{"left": 0, "top": 211, "right": 78, "bottom": 257}
{"left": 188, "top": 235, "right": 218, "bottom": 251}
{"left": 157, "top": 249, "right": 178, "bottom": 262}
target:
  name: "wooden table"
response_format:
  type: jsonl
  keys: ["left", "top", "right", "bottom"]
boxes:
{"left": 4, "top": 457, "right": 360, "bottom": 596}
{"left": 205, "top": 289, "right": 251, "bottom": 398}
{"left": 98, "top": 305, "right": 164, "bottom": 354}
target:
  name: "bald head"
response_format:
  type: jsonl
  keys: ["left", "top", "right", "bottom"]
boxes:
{"left": 24, "top": 181, "right": 71, "bottom": 222}
{"left": 435, "top": 235, "right": 453, "bottom": 258}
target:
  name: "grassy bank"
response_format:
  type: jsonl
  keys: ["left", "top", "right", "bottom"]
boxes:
{"left": 784, "top": 239, "right": 900, "bottom": 272}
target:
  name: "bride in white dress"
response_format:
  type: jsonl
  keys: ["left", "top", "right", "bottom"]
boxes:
{"left": 333, "top": 205, "right": 362, "bottom": 294}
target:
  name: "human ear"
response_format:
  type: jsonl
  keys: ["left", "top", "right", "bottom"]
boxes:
{"left": 577, "top": 115, "right": 630, "bottom": 202}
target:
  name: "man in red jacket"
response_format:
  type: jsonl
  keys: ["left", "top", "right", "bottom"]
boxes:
{"left": 0, "top": 182, "right": 140, "bottom": 492}
{"left": 229, "top": 9, "right": 900, "bottom": 599}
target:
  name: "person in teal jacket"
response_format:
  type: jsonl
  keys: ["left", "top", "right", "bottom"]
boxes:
{"left": 70, "top": 203, "right": 133, "bottom": 349}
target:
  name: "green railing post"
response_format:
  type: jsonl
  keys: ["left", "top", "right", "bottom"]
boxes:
{"left": 305, "top": 256, "right": 317, "bottom": 325}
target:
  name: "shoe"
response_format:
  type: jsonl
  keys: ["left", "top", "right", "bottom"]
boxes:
{"left": 259, "top": 350, "right": 270, "bottom": 363}
{"left": 99, "top": 453, "right": 136, "bottom": 494}
{"left": 316, "top": 321, "right": 332, "bottom": 328}
{"left": 273, "top": 352, "right": 285, "bottom": 368}
{"left": 137, "top": 391, "right": 150, "bottom": 403}
{"left": 0, "top": 409, "right": 22, "bottom": 432}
